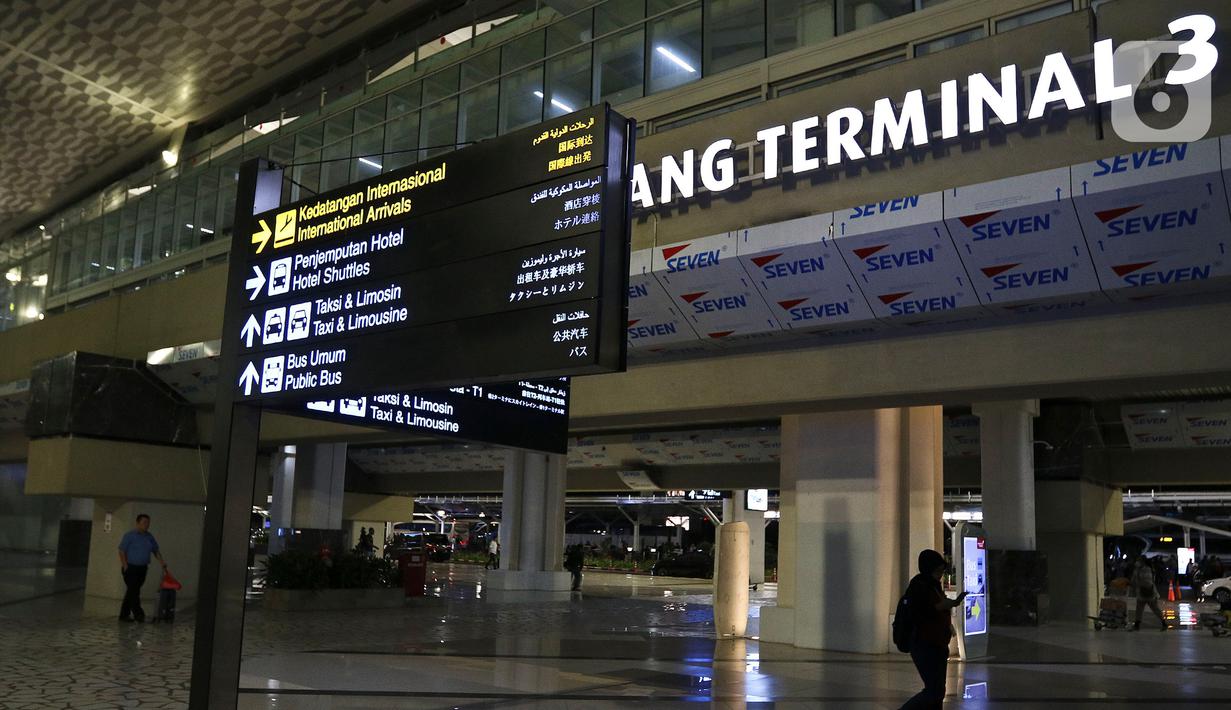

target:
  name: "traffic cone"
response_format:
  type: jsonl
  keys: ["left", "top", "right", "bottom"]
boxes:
{"left": 1167, "top": 580, "right": 1177, "bottom": 602}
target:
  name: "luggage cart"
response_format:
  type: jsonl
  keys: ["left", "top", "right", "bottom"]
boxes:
{"left": 1090, "top": 597, "right": 1128, "bottom": 630}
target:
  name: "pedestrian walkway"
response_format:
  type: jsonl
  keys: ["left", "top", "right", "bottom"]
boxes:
{"left": 3, "top": 562, "right": 1230, "bottom": 708}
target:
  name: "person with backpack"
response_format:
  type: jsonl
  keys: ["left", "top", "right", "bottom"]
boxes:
{"left": 896, "top": 549, "right": 966, "bottom": 709}
{"left": 1130, "top": 556, "right": 1168, "bottom": 631}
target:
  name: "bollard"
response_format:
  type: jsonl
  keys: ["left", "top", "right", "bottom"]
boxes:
{"left": 714, "top": 521, "right": 750, "bottom": 637}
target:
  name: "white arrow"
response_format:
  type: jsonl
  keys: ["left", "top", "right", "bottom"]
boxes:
{"left": 245, "top": 265, "right": 266, "bottom": 301}
{"left": 240, "top": 315, "right": 261, "bottom": 348}
{"left": 238, "top": 362, "right": 260, "bottom": 396}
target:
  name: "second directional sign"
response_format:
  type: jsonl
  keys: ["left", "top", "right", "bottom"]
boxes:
{"left": 231, "top": 105, "right": 633, "bottom": 403}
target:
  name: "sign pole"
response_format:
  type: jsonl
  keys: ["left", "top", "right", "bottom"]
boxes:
{"left": 190, "top": 158, "right": 281, "bottom": 708}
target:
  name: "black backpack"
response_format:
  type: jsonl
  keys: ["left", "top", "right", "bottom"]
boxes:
{"left": 892, "top": 592, "right": 913, "bottom": 653}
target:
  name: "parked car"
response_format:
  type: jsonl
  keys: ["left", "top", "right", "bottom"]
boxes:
{"left": 650, "top": 551, "right": 714, "bottom": 579}
{"left": 1201, "top": 576, "right": 1231, "bottom": 603}
{"left": 385, "top": 531, "right": 453, "bottom": 562}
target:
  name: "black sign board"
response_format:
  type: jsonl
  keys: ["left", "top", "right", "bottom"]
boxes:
{"left": 230, "top": 105, "right": 632, "bottom": 406}
{"left": 276, "top": 378, "right": 570, "bottom": 454}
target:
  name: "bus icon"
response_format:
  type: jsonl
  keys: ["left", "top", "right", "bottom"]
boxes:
{"left": 268, "top": 257, "right": 292, "bottom": 296}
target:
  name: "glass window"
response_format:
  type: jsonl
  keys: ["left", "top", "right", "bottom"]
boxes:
{"left": 769, "top": 0, "right": 835, "bottom": 55}
{"left": 420, "top": 97, "right": 458, "bottom": 158}
{"left": 135, "top": 196, "right": 156, "bottom": 267}
{"left": 648, "top": 0, "right": 692, "bottom": 12}
{"left": 53, "top": 235, "right": 71, "bottom": 293}
{"left": 153, "top": 188, "right": 176, "bottom": 260}
{"left": 84, "top": 220, "right": 102, "bottom": 283}
{"left": 68, "top": 229, "right": 87, "bottom": 290}
{"left": 118, "top": 203, "right": 137, "bottom": 272}
{"left": 195, "top": 168, "right": 220, "bottom": 245}
{"left": 594, "top": 27, "right": 645, "bottom": 105}
{"left": 292, "top": 125, "right": 323, "bottom": 202}
{"left": 546, "top": 47, "right": 591, "bottom": 119}
{"left": 384, "top": 111, "right": 420, "bottom": 172}
{"left": 500, "top": 64, "right": 545, "bottom": 132}
{"left": 321, "top": 112, "right": 354, "bottom": 191}
{"left": 648, "top": 6, "right": 702, "bottom": 94}
{"left": 705, "top": 0, "right": 765, "bottom": 75}
{"left": 996, "top": 2, "right": 1071, "bottom": 33}
{"left": 503, "top": 29, "right": 544, "bottom": 71}
{"left": 100, "top": 211, "right": 119, "bottom": 275}
{"left": 462, "top": 50, "right": 500, "bottom": 89}
{"left": 353, "top": 99, "right": 386, "bottom": 181}
{"left": 841, "top": 0, "right": 913, "bottom": 33}
{"left": 459, "top": 83, "right": 499, "bottom": 144}
{"left": 174, "top": 177, "right": 198, "bottom": 254}
{"left": 217, "top": 164, "right": 241, "bottom": 241}
{"left": 595, "top": 0, "right": 644, "bottom": 34}
{"left": 423, "top": 65, "right": 459, "bottom": 104}
{"left": 388, "top": 82, "right": 422, "bottom": 116}
{"left": 547, "top": 10, "right": 593, "bottom": 53}
{"left": 913, "top": 26, "right": 986, "bottom": 57}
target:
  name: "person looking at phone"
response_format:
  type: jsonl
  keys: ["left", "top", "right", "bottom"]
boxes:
{"left": 900, "top": 549, "right": 966, "bottom": 709}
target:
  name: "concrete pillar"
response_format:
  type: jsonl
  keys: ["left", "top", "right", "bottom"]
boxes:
{"left": 1036, "top": 480, "right": 1123, "bottom": 622}
{"left": 761, "top": 407, "right": 943, "bottom": 653}
{"left": 267, "top": 444, "right": 347, "bottom": 554}
{"left": 714, "top": 522, "right": 750, "bottom": 637}
{"left": 86, "top": 499, "right": 204, "bottom": 602}
{"left": 973, "top": 400, "right": 1039, "bottom": 551}
{"left": 722, "top": 491, "right": 766, "bottom": 585}
{"left": 487, "top": 449, "right": 570, "bottom": 591}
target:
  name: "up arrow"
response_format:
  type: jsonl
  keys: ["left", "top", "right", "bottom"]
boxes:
{"left": 245, "top": 265, "right": 266, "bottom": 301}
{"left": 240, "top": 315, "right": 261, "bottom": 347}
{"left": 238, "top": 362, "right": 260, "bottom": 396}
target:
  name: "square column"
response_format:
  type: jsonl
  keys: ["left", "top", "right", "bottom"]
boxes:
{"left": 1036, "top": 481, "right": 1123, "bottom": 622}
{"left": 86, "top": 500, "right": 204, "bottom": 601}
{"left": 973, "top": 400, "right": 1039, "bottom": 551}
{"left": 487, "top": 450, "right": 570, "bottom": 592}
{"left": 762, "top": 407, "right": 942, "bottom": 653}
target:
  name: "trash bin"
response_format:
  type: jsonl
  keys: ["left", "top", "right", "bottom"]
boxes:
{"left": 400, "top": 552, "right": 427, "bottom": 597}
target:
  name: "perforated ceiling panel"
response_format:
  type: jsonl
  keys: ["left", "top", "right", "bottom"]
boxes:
{"left": 0, "top": 0, "right": 413, "bottom": 232}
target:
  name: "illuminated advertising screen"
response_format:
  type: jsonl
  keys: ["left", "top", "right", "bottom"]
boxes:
{"left": 746, "top": 489, "right": 769, "bottom": 511}
{"left": 963, "top": 536, "right": 988, "bottom": 636}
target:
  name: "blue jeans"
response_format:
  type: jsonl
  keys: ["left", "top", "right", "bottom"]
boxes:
{"left": 900, "top": 642, "right": 948, "bottom": 709}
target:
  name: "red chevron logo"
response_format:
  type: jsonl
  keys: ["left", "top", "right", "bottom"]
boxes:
{"left": 1095, "top": 205, "right": 1142, "bottom": 223}
{"left": 680, "top": 291, "right": 707, "bottom": 303}
{"left": 1112, "top": 261, "right": 1156, "bottom": 277}
{"left": 661, "top": 244, "right": 690, "bottom": 260}
{"left": 750, "top": 253, "right": 783, "bottom": 268}
{"left": 959, "top": 211, "right": 1000, "bottom": 228}
{"left": 878, "top": 291, "right": 912, "bottom": 304}
{"left": 778, "top": 298, "right": 807, "bottom": 310}
{"left": 853, "top": 244, "right": 889, "bottom": 260}
{"left": 980, "top": 263, "right": 1020, "bottom": 278}
{"left": 628, "top": 319, "right": 639, "bottom": 327}
{"left": 709, "top": 331, "right": 734, "bottom": 339}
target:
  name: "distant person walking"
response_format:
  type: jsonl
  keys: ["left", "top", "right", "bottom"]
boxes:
{"left": 565, "top": 545, "right": 585, "bottom": 591}
{"left": 485, "top": 537, "right": 500, "bottom": 570}
{"left": 1131, "top": 556, "right": 1168, "bottom": 631}
{"left": 117, "top": 514, "right": 167, "bottom": 623}
{"left": 900, "top": 549, "right": 966, "bottom": 710}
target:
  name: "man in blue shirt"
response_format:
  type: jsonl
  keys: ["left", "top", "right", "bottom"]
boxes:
{"left": 117, "top": 513, "right": 167, "bottom": 622}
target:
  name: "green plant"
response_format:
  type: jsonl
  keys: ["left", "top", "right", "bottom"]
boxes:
{"left": 263, "top": 551, "right": 398, "bottom": 590}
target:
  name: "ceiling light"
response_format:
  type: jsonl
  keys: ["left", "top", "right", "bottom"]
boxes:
{"left": 533, "top": 90, "right": 574, "bottom": 113}
{"left": 4, "top": 271, "right": 19, "bottom": 283}
{"left": 656, "top": 46, "right": 696, "bottom": 73}
{"left": 359, "top": 157, "right": 383, "bottom": 170}
{"left": 200, "top": 227, "right": 214, "bottom": 235}
{"left": 38, "top": 224, "right": 45, "bottom": 231}
{"left": 161, "top": 149, "right": 179, "bottom": 167}
{"left": 23, "top": 306, "right": 40, "bottom": 320}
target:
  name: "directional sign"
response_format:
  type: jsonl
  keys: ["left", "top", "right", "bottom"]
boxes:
{"left": 224, "top": 105, "right": 633, "bottom": 408}
{"left": 283, "top": 378, "right": 570, "bottom": 453}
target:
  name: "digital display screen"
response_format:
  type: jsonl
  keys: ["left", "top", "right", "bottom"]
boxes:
{"left": 746, "top": 489, "right": 769, "bottom": 511}
{"left": 963, "top": 536, "right": 987, "bottom": 636}
{"left": 282, "top": 378, "right": 569, "bottom": 454}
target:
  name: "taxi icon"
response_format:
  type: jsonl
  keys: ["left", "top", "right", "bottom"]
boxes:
{"left": 266, "top": 310, "right": 285, "bottom": 341}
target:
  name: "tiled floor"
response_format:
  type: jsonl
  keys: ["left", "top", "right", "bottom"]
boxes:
{"left": 3, "top": 560, "right": 1230, "bottom": 708}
